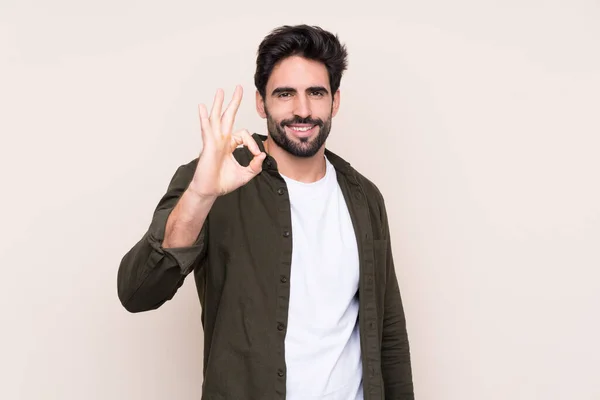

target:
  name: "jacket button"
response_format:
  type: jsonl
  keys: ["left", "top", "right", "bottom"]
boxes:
{"left": 277, "top": 369, "right": 285, "bottom": 377}
{"left": 280, "top": 276, "right": 288, "bottom": 283}
{"left": 277, "top": 323, "right": 285, "bottom": 331}
{"left": 277, "top": 188, "right": 285, "bottom": 195}
{"left": 283, "top": 231, "right": 290, "bottom": 238}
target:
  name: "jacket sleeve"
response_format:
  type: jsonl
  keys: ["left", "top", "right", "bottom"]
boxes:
{"left": 117, "top": 161, "right": 207, "bottom": 313}
{"left": 380, "top": 197, "right": 415, "bottom": 399}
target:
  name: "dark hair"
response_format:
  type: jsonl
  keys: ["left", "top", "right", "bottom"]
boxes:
{"left": 254, "top": 24, "right": 348, "bottom": 99}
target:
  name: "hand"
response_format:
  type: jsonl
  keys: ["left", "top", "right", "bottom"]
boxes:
{"left": 188, "top": 86, "right": 266, "bottom": 199}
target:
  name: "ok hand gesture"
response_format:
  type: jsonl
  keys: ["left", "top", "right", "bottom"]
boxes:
{"left": 189, "top": 86, "right": 266, "bottom": 199}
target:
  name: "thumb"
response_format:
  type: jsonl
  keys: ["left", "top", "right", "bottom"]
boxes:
{"left": 246, "top": 152, "right": 266, "bottom": 177}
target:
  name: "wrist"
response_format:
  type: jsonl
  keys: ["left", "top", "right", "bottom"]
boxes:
{"left": 177, "top": 191, "right": 216, "bottom": 223}
{"left": 184, "top": 187, "right": 218, "bottom": 205}
{"left": 162, "top": 189, "right": 214, "bottom": 249}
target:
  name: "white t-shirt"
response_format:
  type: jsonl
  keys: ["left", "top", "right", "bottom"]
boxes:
{"left": 281, "top": 156, "right": 363, "bottom": 400}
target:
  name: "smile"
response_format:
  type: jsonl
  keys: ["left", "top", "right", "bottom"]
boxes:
{"left": 289, "top": 125, "right": 315, "bottom": 132}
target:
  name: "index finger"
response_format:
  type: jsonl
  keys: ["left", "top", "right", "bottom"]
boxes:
{"left": 220, "top": 85, "right": 243, "bottom": 135}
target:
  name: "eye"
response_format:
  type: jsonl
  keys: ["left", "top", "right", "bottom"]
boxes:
{"left": 277, "top": 92, "right": 292, "bottom": 98}
{"left": 310, "top": 90, "right": 325, "bottom": 97}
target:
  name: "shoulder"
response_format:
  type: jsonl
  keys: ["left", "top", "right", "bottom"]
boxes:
{"left": 351, "top": 167, "right": 387, "bottom": 220}
{"left": 327, "top": 149, "right": 389, "bottom": 231}
{"left": 354, "top": 169, "right": 385, "bottom": 205}
{"left": 340, "top": 164, "right": 391, "bottom": 240}
{"left": 164, "top": 158, "right": 197, "bottom": 190}
{"left": 327, "top": 149, "right": 386, "bottom": 209}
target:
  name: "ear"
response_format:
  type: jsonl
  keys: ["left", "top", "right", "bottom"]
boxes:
{"left": 256, "top": 90, "right": 267, "bottom": 119}
{"left": 331, "top": 90, "right": 341, "bottom": 117}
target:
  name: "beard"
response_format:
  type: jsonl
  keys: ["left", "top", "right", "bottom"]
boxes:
{"left": 265, "top": 107, "right": 332, "bottom": 158}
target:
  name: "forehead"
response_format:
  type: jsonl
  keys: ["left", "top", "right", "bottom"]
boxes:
{"left": 266, "top": 55, "right": 330, "bottom": 91}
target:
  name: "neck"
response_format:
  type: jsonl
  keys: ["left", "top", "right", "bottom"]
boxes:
{"left": 264, "top": 137, "right": 327, "bottom": 183}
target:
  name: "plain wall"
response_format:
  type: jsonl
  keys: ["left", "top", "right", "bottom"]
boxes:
{"left": 1, "top": 0, "right": 599, "bottom": 399}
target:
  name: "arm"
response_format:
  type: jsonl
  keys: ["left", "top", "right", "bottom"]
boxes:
{"left": 117, "top": 86, "right": 265, "bottom": 313}
{"left": 380, "top": 199, "right": 415, "bottom": 399}
{"left": 117, "top": 163, "right": 210, "bottom": 313}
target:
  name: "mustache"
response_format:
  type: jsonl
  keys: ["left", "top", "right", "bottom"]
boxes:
{"left": 280, "top": 116, "right": 324, "bottom": 128}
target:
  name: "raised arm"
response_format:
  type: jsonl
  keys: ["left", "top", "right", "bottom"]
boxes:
{"left": 117, "top": 86, "right": 266, "bottom": 312}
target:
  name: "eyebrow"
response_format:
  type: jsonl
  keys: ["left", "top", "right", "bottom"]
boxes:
{"left": 271, "top": 86, "right": 330, "bottom": 96}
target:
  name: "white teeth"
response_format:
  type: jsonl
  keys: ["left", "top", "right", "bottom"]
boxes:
{"left": 290, "top": 126, "right": 313, "bottom": 132}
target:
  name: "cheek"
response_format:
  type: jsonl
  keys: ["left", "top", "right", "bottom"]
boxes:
{"left": 314, "top": 102, "right": 334, "bottom": 120}
{"left": 273, "top": 103, "right": 294, "bottom": 117}
{"left": 267, "top": 105, "right": 293, "bottom": 123}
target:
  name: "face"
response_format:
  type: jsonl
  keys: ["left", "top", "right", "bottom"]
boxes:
{"left": 256, "top": 55, "right": 340, "bottom": 158}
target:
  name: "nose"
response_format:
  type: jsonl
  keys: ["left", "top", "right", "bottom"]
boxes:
{"left": 293, "top": 94, "right": 311, "bottom": 118}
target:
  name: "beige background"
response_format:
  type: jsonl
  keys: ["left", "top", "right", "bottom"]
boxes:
{"left": 1, "top": 0, "right": 599, "bottom": 399}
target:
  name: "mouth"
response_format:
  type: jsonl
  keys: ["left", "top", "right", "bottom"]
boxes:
{"left": 284, "top": 124, "right": 318, "bottom": 139}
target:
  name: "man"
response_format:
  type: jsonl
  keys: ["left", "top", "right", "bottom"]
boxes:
{"left": 117, "top": 24, "right": 414, "bottom": 400}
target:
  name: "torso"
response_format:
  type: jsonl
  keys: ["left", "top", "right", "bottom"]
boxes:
{"left": 282, "top": 157, "right": 364, "bottom": 400}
